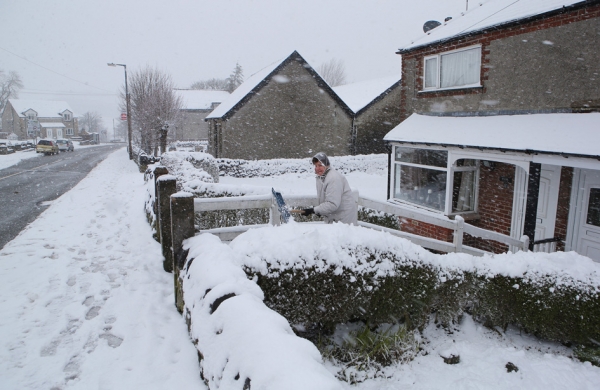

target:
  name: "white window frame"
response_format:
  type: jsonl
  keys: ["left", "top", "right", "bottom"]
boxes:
{"left": 390, "top": 145, "right": 480, "bottom": 216}
{"left": 66, "top": 128, "right": 74, "bottom": 135}
{"left": 63, "top": 112, "right": 72, "bottom": 121}
{"left": 422, "top": 45, "right": 482, "bottom": 92}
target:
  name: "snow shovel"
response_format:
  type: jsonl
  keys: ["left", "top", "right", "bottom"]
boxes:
{"left": 272, "top": 188, "right": 292, "bottom": 223}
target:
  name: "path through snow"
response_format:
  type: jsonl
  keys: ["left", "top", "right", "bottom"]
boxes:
{"left": 0, "top": 148, "right": 204, "bottom": 389}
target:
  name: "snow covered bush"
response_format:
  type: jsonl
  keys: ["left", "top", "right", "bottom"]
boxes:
{"left": 181, "top": 233, "right": 343, "bottom": 390}
{"left": 216, "top": 154, "right": 387, "bottom": 178}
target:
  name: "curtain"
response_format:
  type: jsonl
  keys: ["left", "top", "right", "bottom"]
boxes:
{"left": 424, "top": 57, "right": 438, "bottom": 88}
{"left": 440, "top": 48, "right": 480, "bottom": 88}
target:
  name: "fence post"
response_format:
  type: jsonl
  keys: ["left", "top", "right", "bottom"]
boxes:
{"left": 157, "top": 176, "right": 177, "bottom": 272}
{"left": 171, "top": 192, "right": 195, "bottom": 313}
{"left": 453, "top": 216, "right": 464, "bottom": 253}
{"left": 520, "top": 235, "right": 530, "bottom": 252}
{"left": 153, "top": 165, "right": 169, "bottom": 216}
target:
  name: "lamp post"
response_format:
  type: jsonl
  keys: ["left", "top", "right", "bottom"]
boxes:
{"left": 107, "top": 63, "right": 133, "bottom": 160}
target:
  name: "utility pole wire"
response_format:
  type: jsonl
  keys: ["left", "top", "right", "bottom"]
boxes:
{"left": 0, "top": 46, "right": 112, "bottom": 93}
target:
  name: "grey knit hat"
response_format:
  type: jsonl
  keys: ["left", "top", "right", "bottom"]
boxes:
{"left": 312, "top": 152, "right": 330, "bottom": 166}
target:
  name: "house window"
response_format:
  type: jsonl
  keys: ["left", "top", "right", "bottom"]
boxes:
{"left": 423, "top": 46, "right": 481, "bottom": 90}
{"left": 66, "top": 128, "right": 74, "bottom": 135}
{"left": 27, "top": 113, "right": 37, "bottom": 120}
{"left": 392, "top": 146, "right": 479, "bottom": 214}
{"left": 63, "top": 113, "right": 72, "bottom": 121}
{"left": 587, "top": 188, "right": 600, "bottom": 227}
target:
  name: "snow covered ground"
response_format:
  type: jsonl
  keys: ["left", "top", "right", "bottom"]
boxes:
{"left": 1, "top": 148, "right": 599, "bottom": 389}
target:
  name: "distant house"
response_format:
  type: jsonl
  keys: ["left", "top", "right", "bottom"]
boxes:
{"left": 205, "top": 51, "right": 354, "bottom": 160}
{"left": 1, "top": 99, "right": 79, "bottom": 140}
{"left": 384, "top": 0, "right": 600, "bottom": 259}
{"left": 173, "top": 89, "right": 230, "bottom": 141}
{"left": 333, "top": 76, "right": 402, "bottom": 155}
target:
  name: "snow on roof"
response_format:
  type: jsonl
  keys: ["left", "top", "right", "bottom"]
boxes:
{"left": 383, "top": 112, "right": 600, "bottom": 157}
{"left": 40, "top": 122, "right": 66, "bottom": 128}
{"left": 206, "top": 52, "right": 295, "bottom": 120}
{"left": 400, "top": 0, "right": 587, "bottom": 52}
{"left": 175, "top": 89, "right": 230, "bottom": 110}
{"left": 332, "top": 75, "right": 400, "bottom": 113}
{"left": 8, "top": 99, "right": 74, "bottom": 118}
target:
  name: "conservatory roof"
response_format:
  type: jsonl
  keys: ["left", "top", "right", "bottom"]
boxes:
{"left": 40, "top": 122, "right": 66, "bottom": 128}
{"left": 383, "top": 112, "right": 600, "bottom": 159}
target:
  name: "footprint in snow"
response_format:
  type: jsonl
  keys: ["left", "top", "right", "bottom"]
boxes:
{"left": 85, "top": 306, "right": 101, "bottom": 320}
{"left": 99, "top": 333, "right": 123, "bottom": 348}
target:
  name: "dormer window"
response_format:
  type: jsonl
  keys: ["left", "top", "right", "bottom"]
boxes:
{"left": 423, "top": 45, "right": 481, "bottom": 91}
{"left": 63, "top": 112, "right": 72, "bottom": 121}
{"left": 24, "top": 110, "right": 37, "bottom": 120}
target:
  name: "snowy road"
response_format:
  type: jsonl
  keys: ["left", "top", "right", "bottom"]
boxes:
{"left": 0, "top": 148, "right": 204, "bottom": 389}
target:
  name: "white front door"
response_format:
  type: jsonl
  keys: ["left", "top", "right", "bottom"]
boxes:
{"left": 533, "top": 165, "right": 561, "bottom": 251}
{"left": 57, "top": 129, "right": 63, "bottom": 138}
{"left": 570, "top": 169, "right": 600, "bottom": 262}
{"left": 46, "top": 129, "right": 53, "bottom": 138}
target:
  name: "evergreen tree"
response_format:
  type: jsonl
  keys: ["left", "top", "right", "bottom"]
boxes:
{"left": 226, "top": 63, "right": 244, "bottom": 93}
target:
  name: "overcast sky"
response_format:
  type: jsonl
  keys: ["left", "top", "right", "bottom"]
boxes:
{"left": 0, "top": 0, "right": 468, "bottom": 131}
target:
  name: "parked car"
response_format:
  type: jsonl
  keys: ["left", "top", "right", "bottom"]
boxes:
{"left": 55, "top": 139, "right": 74, "bottom": 152}
{"left": 36, "top": 140, "right": 59, "bottom": 155}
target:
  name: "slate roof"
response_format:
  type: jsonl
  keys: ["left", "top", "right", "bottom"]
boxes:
{"left": 206, "top": 50, "right": 353, "bottom": 120}
{"left": 398, "top": 0, "right": 589, "bottom": 53}
{"left": 8, "top": 99, "right": 74, "bottom": 118}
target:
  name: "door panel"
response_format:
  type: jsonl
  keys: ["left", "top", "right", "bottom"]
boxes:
{"left": 575, "top": 169, "right": 600, "bottom": 262}
{"left": 534, "top": 165, "right": 560, "bottom": 252}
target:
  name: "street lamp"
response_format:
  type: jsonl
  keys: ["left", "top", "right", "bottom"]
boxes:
{"left": 107, "top": 63, "right": 133, "bottom": 160}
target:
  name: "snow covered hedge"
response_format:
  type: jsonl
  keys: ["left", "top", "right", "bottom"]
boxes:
{"left": 227, "top": 224, "right": 600, "bottom": 346}
{"left": 181, "top": 233, "right": 343, "bottom": 390}
{"left": 179, "top": 223, "right": 600, "bottom": 387}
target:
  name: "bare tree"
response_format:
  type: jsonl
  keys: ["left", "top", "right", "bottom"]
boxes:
{"left": 190, "top": 78, "right": 229, "bottom": 90}
{"left": 318, "top": 58, "right": 347, "bottom": 87}
{"left": 0, "top": 70, "right": 24, "bottom": 114}
{"left": 124, "top": 66, "right": 183, "bottom": 155}
{"left": 79, "top": 111, "right": 104, "bottom": 134}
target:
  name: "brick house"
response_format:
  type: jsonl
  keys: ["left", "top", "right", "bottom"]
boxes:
{"left": 1, "top": 99, "right": 79, "bottom": 140}
{"left": 173, "top": 89, "right": 230, "bottom": 141}
{"left": 383, "top": 0, "right": 600, "bottom": 260}
{"left": 333, "top": 76, "right": 402, "bottom": 155}
{"left": 205, "top": 51, "right": 355, "bottom": 160}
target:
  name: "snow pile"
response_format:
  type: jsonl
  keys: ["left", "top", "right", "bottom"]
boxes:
{"left": 181, "top": 233, "right": 343, "bottom": 390}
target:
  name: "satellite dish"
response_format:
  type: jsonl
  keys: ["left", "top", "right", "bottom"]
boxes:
{"left": 423, "top": 20, "right": 442, "bottom": 33}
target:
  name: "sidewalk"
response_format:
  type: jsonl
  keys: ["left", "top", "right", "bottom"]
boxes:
{"left": 0, "top": 148, "right": 204, "bottom": 389}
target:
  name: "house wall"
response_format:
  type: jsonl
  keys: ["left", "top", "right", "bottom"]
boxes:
{"left": 400, "top": 5, "right": 600, "bottom": 120}
{"left": 209, "top": 60, "right": 353, "bottom": 160}
{"left": 176, "top": 110, "right": 210, "bottom": 141}
{"left": 354, "top": 85, "right": 402, "bottom": 155}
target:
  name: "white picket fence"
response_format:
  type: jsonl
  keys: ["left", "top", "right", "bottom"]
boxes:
{"left": 193, "top": 192, "right": 530, "bottom": 256}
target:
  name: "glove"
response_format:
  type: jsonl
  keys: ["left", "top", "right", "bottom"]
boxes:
{"left": 301, "top": 208, "right": 315, "bottom": 216}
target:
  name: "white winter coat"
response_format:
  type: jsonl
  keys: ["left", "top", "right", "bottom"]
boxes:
{"left": 314, "top": 168, "right": 357, "bottom": 225}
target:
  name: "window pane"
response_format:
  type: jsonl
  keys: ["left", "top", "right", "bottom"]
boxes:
{"left": 455, "top": 159, "right": 478, "bottom": 168}
{"left": 395, "top": 147, "right": 448, "bottom": 168}
{"left": 587, "top": 188, "right": 600, "bottom": 227}
{"left": 394, "top": 164, "right": 447, "bottom": 211}
{"left": 424, "top": 57, "right": 438, "bottom": 88}
{"left": 452, "top": 170, "right": 476, "bottom": 212}
{"left": 440, "top": 47, "right": 481, "bottom": 88}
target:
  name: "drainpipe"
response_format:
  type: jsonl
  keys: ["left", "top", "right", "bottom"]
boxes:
{"left": 523, "top": 162, "right": 541, "bottom": 250}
